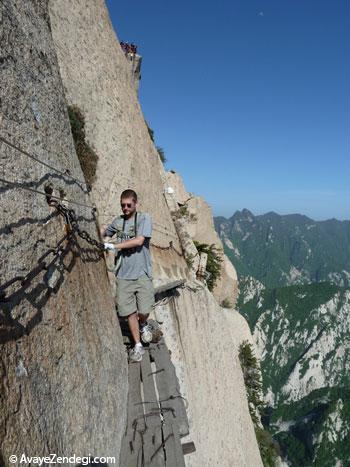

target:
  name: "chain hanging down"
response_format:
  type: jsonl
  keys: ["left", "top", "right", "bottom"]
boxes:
{"left": 50, "top": 200, "right": 105, "bottom": 251}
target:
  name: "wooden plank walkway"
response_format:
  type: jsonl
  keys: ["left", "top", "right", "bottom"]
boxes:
{"left": 120, "top": 339, "right": 190, "bottom": 467}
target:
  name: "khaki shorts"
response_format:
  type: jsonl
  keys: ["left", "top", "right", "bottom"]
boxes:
{"left": 116, "top": 273, "right": 155, "bottom": 317}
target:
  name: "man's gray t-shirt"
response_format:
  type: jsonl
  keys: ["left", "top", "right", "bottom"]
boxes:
{"left": 105, "top": 212, "right": 153, "bottom": 280}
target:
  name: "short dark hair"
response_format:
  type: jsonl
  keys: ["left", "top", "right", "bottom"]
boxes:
{"left": 121, "top": 189, "right": 138, "bottom": 203}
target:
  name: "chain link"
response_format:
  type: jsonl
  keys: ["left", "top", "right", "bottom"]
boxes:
{"left": 53, "top": 202, "right": 105, "bottom": 250}
{"left": 150, "top": 240, "right": 183, "bottom": 256}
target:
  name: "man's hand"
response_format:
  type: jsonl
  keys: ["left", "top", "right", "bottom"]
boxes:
{"left": 104, "top": 242, "right": 116, "bottom": 251}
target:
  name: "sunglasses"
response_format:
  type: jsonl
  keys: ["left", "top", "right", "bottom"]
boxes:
{"left": 121, "top": 203, "right": 133, "bottom": 208}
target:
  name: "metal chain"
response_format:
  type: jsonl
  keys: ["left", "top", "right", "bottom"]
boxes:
{"left": 150, "top": 240, "right": 183, "bottom": 257}
{"left": 0, "top": 176, "right": 96, "bottom": 210}
{"left": 54, "top": 202, "right": 105, "bottom": 250}
{"left": 0, "top": 174, "right": 182, "bottom": 255}
{"left": 150, "top": 242, "right": 171, "bottom": 251}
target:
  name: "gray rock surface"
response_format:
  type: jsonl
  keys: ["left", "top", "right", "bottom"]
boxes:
{"left": 0, "top": 1, "right": 127, "bottom": 463}
{"left": 154, "top": 282, "right": 263, "bottom": 467}
{"left": 165, "top": 171, "right": 239, "bottom": 306}
{"left": 49, "top": 0, "right": 189, "bottom": 286}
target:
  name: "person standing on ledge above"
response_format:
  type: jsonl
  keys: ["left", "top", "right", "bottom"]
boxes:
{"left": 102, "top": 189, "right": 155, "bottom": 362}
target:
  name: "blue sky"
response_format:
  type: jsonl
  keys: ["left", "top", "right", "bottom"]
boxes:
{"left": 106, "top": 1, "right": 350, "bottom": 221}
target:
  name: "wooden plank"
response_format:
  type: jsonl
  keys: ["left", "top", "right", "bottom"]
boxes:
{"left": 150, "top": 345, "right": 186, "bottom": 467}
{"left": 151, "top": 343, "right": 189, "bottom": 437}
{"left": 121, "top": 341, "right": 189, "bottom": 466}
{"left": 153, "top": 386, "right": 180, "bottom": 466}
{"left": 120, "top": 362, "right": 145, "bottom": 467}
{"left": 140, "top": 349, "right": 165, "bottom": 467}
{"left": 182, "top": 442, "right": 196, "bottom": 455}
{"left": 154, "top": 280, "right": 185, "bottom": 298}
{"left": 169, "top": 424, "right": 186, "bottom": 467}
{"left": 160, "top": 402, "right": 185, "bottom": 467}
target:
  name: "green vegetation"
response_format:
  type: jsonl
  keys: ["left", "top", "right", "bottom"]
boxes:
{"left": 68, "top": 106, "right": 98, "bottom": 185}
{"left": 255, "top": 428, "right": 281, "bottom": 467}
{"left": 238, "top": 277, "right": 350, "bottom": 465}
{"left": 214, "top": 210, "right": 350, "bottom": 288}
{"left": 237, "top": 281, "right": 347, "bottom": 395}
{"left": 193, "top": 240, "right": 222, "bottom": 291}
{"left": 184, "top": 252, "right": 195, "bottom": 269}
{"left": 172, "top": 205, "right": 197, "bottom": 222}
{"left": 146, "top": 121, "right": 155, "bottom": 142}
{"left": 156, "top": 146, "right": 166, "bottom": 164}
{"left": 270, "top": 388, "right": 350, "bottom": 466}
{"left": 215, "top": 209, "right": 350, "bottom": 465}
{"left": 239, "top": 340, "right": 279, "bottom": 466}
{"left": 239, "top": 340, "right": 265, "bottom": 424}
{"left": 145, "top": 120, "right": 167, "bottom": 164}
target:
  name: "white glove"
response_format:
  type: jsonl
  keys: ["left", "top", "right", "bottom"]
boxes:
{"left": 104, "top": 242, "right": 116, "bottom": 251}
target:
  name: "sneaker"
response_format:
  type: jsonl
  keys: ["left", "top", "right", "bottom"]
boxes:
{"left": 129, "top": 344, "right": 145, "bottom": 363}
{"left": 140, "top": 322, "right": 153, "bottom": 344}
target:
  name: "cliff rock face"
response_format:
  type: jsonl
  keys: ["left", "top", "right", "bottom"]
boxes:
{"left": 48, "top": 0, "right": 188, "bottom": 288}
{"left": 155, "top": 284, "right": 263, "bottom": 467}
{"left": 165, "top": 171, "right": 238, "bottom": 306}
{"left": 47, "top": 1, "right": 262, "bottom": 465}
{"left": 0, "top": 0, "right": 127, "bottom": 463}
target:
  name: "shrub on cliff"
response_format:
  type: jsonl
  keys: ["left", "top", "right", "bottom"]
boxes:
{"left": 220, "top": 298, "right": 233, "bottom": 308}
{"left": 193, "top": 240, "right": 222, "bottom": 291}
{"left": 172, "top": 205, "right": 197, "bottom": 222}
{"left": 239, "top": 340, "right": 279, "bottom": 467}
{"left": 145, "top": 120, "right": 167, "bottom": 164}
{"left": 239, "top": 340, "right": 264, "bottom": 424}
{"left": 68, "top": 105, "right": 98, "bottom": 185}
{"left": 146, "top": 120, "right": 155, "bottom": 142}
{"left": 156, "top": 146, "right": 167, "bottom": 164}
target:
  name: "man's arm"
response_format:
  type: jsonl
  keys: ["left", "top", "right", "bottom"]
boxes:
{"left": 101, "top": 218, "right": 119, "bottom": 238}
{"left": 115, "top": 236, "right": 145, "bottom": 250}
{"left": 116, "top": 213, "right": 151, "bottom": 249}
{"left": 103, "top": 213, "right": 151, "bottom": 251}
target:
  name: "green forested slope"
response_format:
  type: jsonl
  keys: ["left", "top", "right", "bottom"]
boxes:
{"left": 215, "top": 210, "right": 350, "bottom": 466}
{"left": 215, "top": 209, "right": 350, "bottom": 288}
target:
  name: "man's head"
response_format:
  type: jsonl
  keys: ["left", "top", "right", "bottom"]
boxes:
{"left": 120, "top": 189, "right": 138, "bottom": 218}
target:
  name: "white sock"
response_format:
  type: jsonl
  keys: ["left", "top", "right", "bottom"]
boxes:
{"left": 135, "top": 342, "right": 143, "bottom": 348}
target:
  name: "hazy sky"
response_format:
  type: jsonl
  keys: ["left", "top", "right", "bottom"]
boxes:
{"left": 106, "top": 0, "right": 350, "bottom": 221}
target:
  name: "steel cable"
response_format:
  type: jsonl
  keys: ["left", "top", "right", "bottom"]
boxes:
{"left": 0, "top": 134, "right": 89, "bottom": 191}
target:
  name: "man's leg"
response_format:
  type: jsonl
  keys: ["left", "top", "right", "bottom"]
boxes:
{"left": 136, "top": 275, "right": 155, "bottom": 343}
{"left": 127, "top": 312, "right": 145, "bottom": 362}
{"left": 128, "top": 312, "right": 141, "bottom": 344}
{"left": 116, "top": 278, "right": 141, "bottom": 346}
{"left": 138, "top": 313, "right": 149, "bottom": 326}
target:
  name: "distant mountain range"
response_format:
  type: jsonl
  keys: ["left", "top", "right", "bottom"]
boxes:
{"left": 214, "top": 209, "right": 350, "bottom": 288}
{"left": 237, "top": 277, "right": 350, "bottom": 466}
{"left": 214, "top": 209, "right": 350, "bottom": 466}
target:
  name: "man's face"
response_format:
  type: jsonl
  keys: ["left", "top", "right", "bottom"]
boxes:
{"left": 121, "top": 197, "right": 137, "bottom": 217}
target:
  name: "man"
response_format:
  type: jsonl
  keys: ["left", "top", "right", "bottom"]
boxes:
{"left": 102, "top": 189, "right": 155, "bottom": 362}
